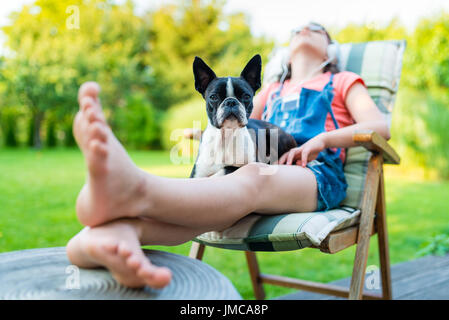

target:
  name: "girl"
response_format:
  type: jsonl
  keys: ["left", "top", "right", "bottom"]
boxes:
{"left": 66, "top": 22, "right": 390, "bottom": 289}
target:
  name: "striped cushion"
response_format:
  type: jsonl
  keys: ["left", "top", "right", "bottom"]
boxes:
{"left": 339, "top": 40, "right": 406, "bottom": 128}
{"left": 193, "top": 40, "right": 406, "bottom": 251}
{"left": 340, "top": 40, "right": 406, "bottom": 209}
{"left": 196, "top": 206, "right": 360, "bottom": 252}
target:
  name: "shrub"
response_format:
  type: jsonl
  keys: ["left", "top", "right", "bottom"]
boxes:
{"left": 113, "top": 93, "right": 160, "bottom": 149}
{"left": 391, "top": 87, "right": 449, "bottom": 179}
{"left": 160, "top": 98, "right": 208, "bottom": 157}
{"left": 0, "top": 106, "right": 21, "bottom": 147}
{"left": 62, "top": 114, "right": 76, "bottom": 147}
{"left": 45, "top": 117, "right": 57, "bottom": 148}
{"left": 417, "top": 232, "right": 449, "bottom": 257}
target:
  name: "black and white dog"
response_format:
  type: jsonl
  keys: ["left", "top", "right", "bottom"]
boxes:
{"left": 190, "top": 54, "right": 297, "bottom": 178}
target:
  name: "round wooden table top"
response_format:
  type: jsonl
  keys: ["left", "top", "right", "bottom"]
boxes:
{"left": 0, "top": 247, "right": 241, "bottom": 300}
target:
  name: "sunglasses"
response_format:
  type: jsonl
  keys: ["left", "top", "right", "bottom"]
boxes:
{"left": 291, "top": 24, "right": 326, "bottom": 37}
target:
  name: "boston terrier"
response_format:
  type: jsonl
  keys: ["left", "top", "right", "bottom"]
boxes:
{"left": 190, "top": 54, "right": 297, "bottom": 178}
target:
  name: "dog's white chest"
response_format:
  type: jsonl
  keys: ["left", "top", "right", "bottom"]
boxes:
{"left": 193, "top": 123, "right": 256, "bottom": 178}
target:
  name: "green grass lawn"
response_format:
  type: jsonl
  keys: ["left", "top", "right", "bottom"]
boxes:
{"left": 0, "top": 148, "right": 448, "bottom": 299}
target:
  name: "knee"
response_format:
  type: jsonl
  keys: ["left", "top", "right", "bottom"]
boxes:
{"left": 233, "top": 162, "right": 272, "bottom": 196}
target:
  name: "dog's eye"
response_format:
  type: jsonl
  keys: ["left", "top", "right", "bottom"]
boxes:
{"left": 209, "top": 94, "right": 219, "bottom": 101}
{"left": 242, "top": 94, "right": 251, "bottom": 102}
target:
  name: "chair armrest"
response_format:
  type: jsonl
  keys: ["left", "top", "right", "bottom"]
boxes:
{"left": 352, "top": 130, "right": 400, "bottom": 164}
{"left": 183, "top": 128, "right": 203, "bottom": 141}
{"left": 185, "top": 128, "right": 400, "bottom": 164}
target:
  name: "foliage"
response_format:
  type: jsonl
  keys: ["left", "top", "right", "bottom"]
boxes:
{"left": 161, "top": 98, "right": 208, "bottom": 152}
{"left": 144, "top": 0, "right": 274, "bottom": 111}
{"left": 401, "top": 13, "right": 449, "bottom": 179}
{"left": 0, "top": 0, "right": 272, "bottom": 150}
{"left": 0, "top": 106, "right": 21, "bottom": 146}
{"left": 45, "top": 115, "right": 57, "bottom": 148}
{"left": 334, "top": 13, "right": 449, "bottom": 179}
{"left": 1, "top": 0, "right": 152, "bottom": 148}
{"left": 113, "top": 93, "right": 161, "bottom": 149}
{"left": 417, "top": 232, "right": 449, "bottom": 257}
{"left": 333, "top": 18, "right": 407, "bottom": 43}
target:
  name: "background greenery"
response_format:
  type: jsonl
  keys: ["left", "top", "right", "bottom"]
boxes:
{"left": 0, "top": 0, "right": 448, "bottom": 300}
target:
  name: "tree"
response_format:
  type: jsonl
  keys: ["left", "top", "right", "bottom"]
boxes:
{"left": 334, "top": 14, "right": 449, "bottom": 179}
{"left": 401, "top": 12, "right": 449, "bottom": 178}
{"left": 0, "top": 0, "right": 273, "bottom": 149}
{"left": 1, "top": 0, "right": 152, "bottom": 148}
{"left": 144, "top": 0, "right": 274, "bottom": 111}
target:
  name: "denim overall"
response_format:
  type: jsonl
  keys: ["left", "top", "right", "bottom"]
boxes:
{"left": 262, "top": 74, "right": 348, "bottom": 211}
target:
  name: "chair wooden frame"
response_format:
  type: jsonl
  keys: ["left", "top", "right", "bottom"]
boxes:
{"left": 188, "top": 130, "right": 400, "bottom": 300}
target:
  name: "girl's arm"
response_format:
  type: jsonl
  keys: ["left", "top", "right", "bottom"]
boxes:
{"left": 319, "top": 82, "right": 391, "bottom": 149}
{"left": 278, "top": 82, "right": 391, "bottom": 166}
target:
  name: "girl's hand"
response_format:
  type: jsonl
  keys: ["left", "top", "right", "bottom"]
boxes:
{"left": 277, "top": 133, "right": 328, "bottom": 167}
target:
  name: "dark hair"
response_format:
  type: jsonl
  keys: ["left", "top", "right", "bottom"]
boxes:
{"left": 285, "top": 22, "right": 340, "bottom": 80}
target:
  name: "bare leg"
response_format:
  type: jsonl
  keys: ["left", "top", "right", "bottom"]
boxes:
{"left": 66, "top": 217, "right": 207, "bottom": 288}
{"left": 74, "top": 82, "right": 318, "bottom": 230}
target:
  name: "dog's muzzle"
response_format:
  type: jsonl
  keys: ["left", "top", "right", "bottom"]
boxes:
{"left": 217, "top": 98, "right": 247, "bottom": 128}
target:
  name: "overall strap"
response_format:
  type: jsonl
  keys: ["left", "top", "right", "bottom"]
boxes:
{"left": 262, "top": 82, "right": 284, "bottom": 121}
{"left": 323, "top": 73, "right": 339, "bottom": 130}
{"left": 327, "top": 73, "right": 335, "bottom": 86}
{"left": 323, "top": 73, "right": 342, "bottom": 158}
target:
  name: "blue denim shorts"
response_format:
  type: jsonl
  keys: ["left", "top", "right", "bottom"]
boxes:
{"left": 305, "top": 148, "right": 348, "bottom": 211}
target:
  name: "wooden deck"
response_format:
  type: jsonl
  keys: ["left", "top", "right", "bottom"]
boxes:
{"left": 277, "top": 254, "right": 449, "bottom": 300}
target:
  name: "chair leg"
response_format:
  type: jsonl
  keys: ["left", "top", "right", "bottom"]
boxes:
{"left": 349, "top": 154, "right": 381, "bottom": 300}
{"left": 376, "top": 167, "right": 393, "bottom": 299}
{"left": 189, "top": 242, "right": 206, "bottom": 260}
{"left": 245, "top": 251, "right": 266, "bottom": 300}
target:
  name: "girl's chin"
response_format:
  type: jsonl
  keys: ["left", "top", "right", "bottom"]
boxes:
{"left": 290, "top": 43, "right": 324, "bottom": 57}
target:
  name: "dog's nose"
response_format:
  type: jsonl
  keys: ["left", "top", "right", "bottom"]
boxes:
{"left": 224, "top": 98, "right": 239, "bottom": 108}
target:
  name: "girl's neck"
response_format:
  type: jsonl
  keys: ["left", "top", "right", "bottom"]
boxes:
{"left": 289, "top": 51, "right": 326, "bottom": 84}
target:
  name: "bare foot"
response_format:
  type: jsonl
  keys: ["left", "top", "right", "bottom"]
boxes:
{"left": 66, "top": 219, "right": 172, "bottom": 289}
{"left": 73, "top": 82, "right": 153, "bottom": 227}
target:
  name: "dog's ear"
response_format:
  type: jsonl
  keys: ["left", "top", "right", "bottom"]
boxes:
{"left": 240, "top": 54, "right": 262, "bottom": 93}
{"left": 193, "top": 57, "right": 217, "bottom": 95}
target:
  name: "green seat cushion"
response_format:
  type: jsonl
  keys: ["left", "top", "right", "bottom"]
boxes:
{"left": 195, "top": 206, "right": 360, "bottom": 252}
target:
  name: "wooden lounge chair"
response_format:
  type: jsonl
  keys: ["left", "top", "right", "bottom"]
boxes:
{"left": 188, "top": 40, "right": 406, "bottom": 300}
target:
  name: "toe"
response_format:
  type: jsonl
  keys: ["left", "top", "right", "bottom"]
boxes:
{"left": 80, "top": 96, "right": 96, "bottom": 113}
{"left": 137, "top": 262, "right": 172, "bottom": 289}
{"left": 151, "top": 267, "right": 172, "bottom": 288}
{"left": 86, "top": 106, "right": 106, "bottom": 124}
{"left": 85, "top": 107, "right": 99, "bottom": 123}
{"left": 73, "top": 111, "right": 85, "bottom": 145}
{"left": 117, "top": 243, "right": 133, "bottom": 259}
{"left": 87, "top": 140, "right": 108, "bottom": 175}
{"left": 89, "top": 140, "right": 108, "bottom": 158}
{"left": 78, "top": 82, "right": 101, "bottom": 104}
{"left": 88, "top": 122, "right": 108, "bottom": 143}
{"left": 126, "top": 254, "right": 143, "bottom": 271}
